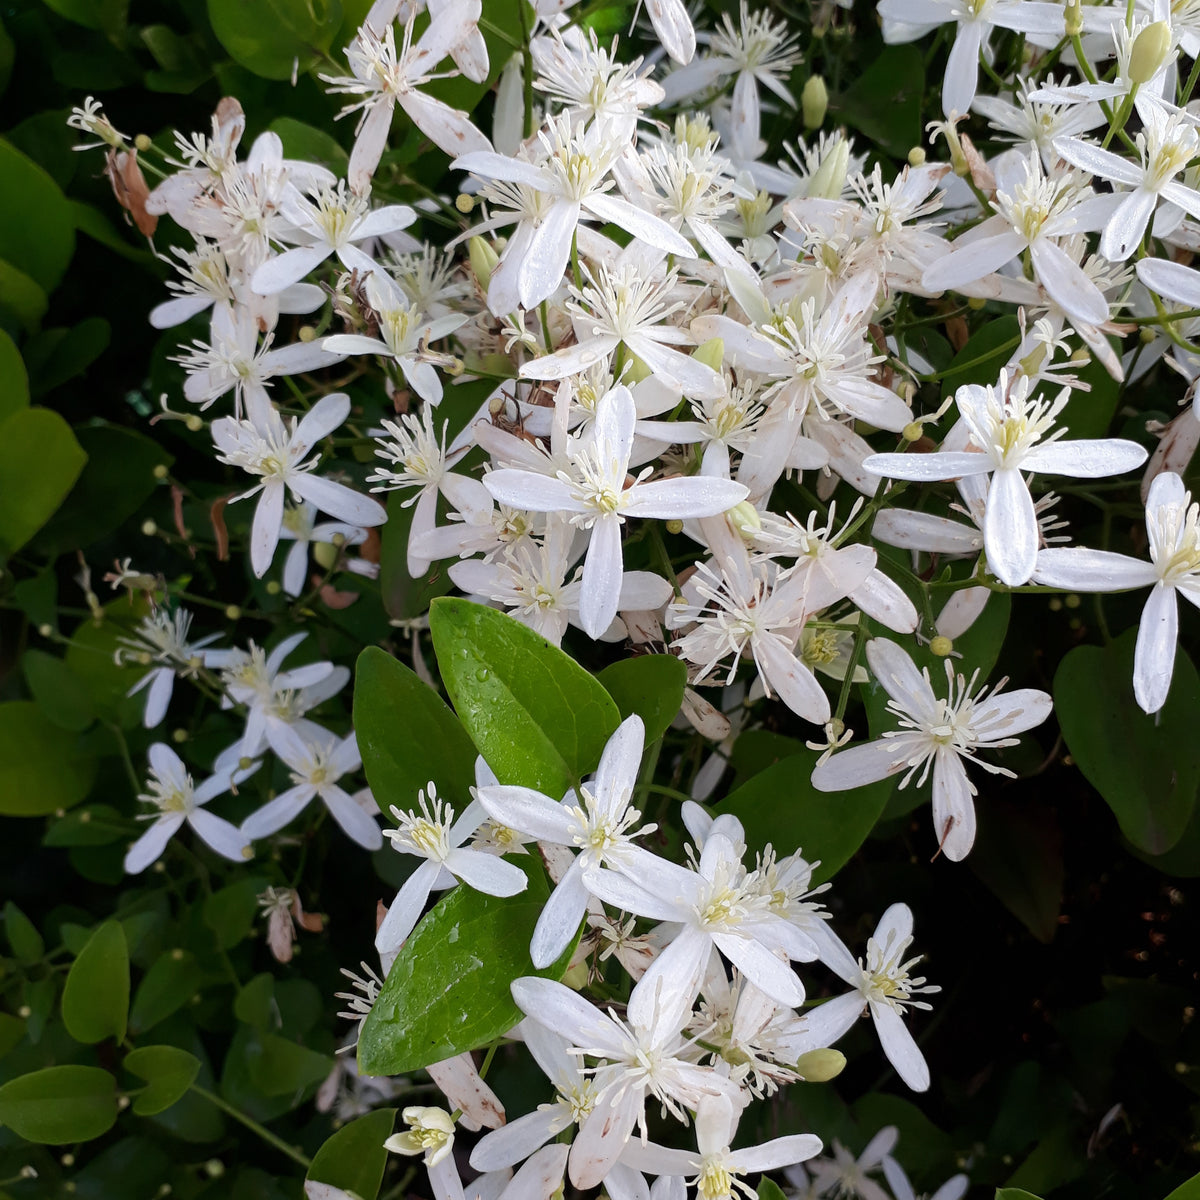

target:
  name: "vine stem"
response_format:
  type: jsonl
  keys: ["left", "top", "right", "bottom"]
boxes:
{"left": 188, "top": 1084, "right": 312, "bottom": 1170}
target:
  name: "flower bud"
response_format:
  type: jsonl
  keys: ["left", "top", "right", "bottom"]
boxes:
{"left": 172, "top": 728, "right": 188, "bottom": 744}
{"left": 469, "top": 236, "right": 499, "bottom": 289}
{"left": 266, "top": 580, "right": 282, "bottom": 595}
{"left": 1065, "top": 0, "right": 1083, "bottom": 35}
{"left": 185, "top": 414, "right": 203, "bottom": 433}
{"left": 908, "top": 146, "right": 927, "bottom": 167}
{"left": 728, "top": 501, "right": 761, "bottom": 540}
{"left": 807, "top": 138, "right": 849, "bottom": 200}
{"left": 314, "top": 541, "right": 339, "bottom": 570}
{"left": 456, "top": 192, "right": 475, "bottom": 214}
{"left": 562, "top": 960, "right": 590, "bottom": 990}
{"left": 665, "top": 518, "right": 684, "bottom": 535}
{"left": 142, "top": 519, "right": 157, "bottom": 536}
{"left": 153, "top": 463, "right": 170, "bottom": 478}
{"left": 134, "top": 133, "right": 152, "bottom": 152}
{"left": 901, "top": 420, "right": 925, "bottom": 443}
{"left": 1129, "top": 21, "right": 1172, "bottom": 85}
{"left": 691, "top": 337, "right": 724, "bottom": 373}
{"left": 967, "top": 296, "right": 987, "bottom": 311}
{"left": 930, "top": 635, "right": 954, "bottom": 657}
{"left": 224, "top": 605, "right": 241, "bottom": 621}
{"left": 802, "top": 75, "right": 828, "bottom": 130}
{"left": 623, "top": 352, "right": 652, "bottom": 384}
{"left": 297, "top": 325, "right": 316, "bottom": 343}
{"left": 796, "top": 1048, "right": 846, "bottom": 1082}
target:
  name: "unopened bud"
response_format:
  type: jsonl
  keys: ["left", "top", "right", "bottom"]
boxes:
{"left": 807, "top": 138, "right": 849, "bottom": 200}
{"left": 266, "top": 580, "right": 282, "bottom": 595}
{"left": 967, "top": 295, "right": 987, "bottom": 311}
{"left": 153, "top": 463, "right": 170, "bottom": 479}
{"left": 38, "top": 623, "right": 53, "bottom": 637}
{"left": 142, "top": 519, "right": 157, "bottom": 536}
{"left": 621, "top": 352, "right": 651, "bottom": 385}
{"left": 664, "top": 519, "right": 684, "bottom": 535}
{"left": 1065, "top": 0, "right": 1083, "bottom": 36}
{"left": 907, "top": 146, "right": 927, "bottom": 167}
{"left": 224, "top": 605, "right": 241, "bottom": 621}
{"left": 901, "top": 420, "right": 925, "bottom": 443}
{"left": 801, "top": 75, "right": 828, "bottom": 130}
{"left": 61, "top": 1154, "right": 76, "bottom": 1167}
{"left": 314, "top": 541, "right": 340, "bottom": 570}
{"left": 172, "top": 728, "right": 188, "bottom": 743}
{"left": 134, "top": 133, "right": 152, "bottom": 152}
{"left": 1140, "top": 326, "right": 1158, "bottom": 344}
{"left": 469, "top": 235, "right": 499, "bottom": 289}
{"left": 1129, "top": 20, "right": 1172, "bottom": 85}
{"left": 455, "top": 192, "right": 475, "bottom": 214}
{"left": 297, "top": 325, "right": 316, "bottom": 343}
{"left": 728, "top": 501, "right": 761, "bottom": 540}
{"left": 238, "top": 756, "right": 255, "bottom": 771}
{"left": 562, "top": 960, "right": 589, "bottom": 991}
{"left": 930, "top": 635, "right": 954, "bottom": 657}
{"left": 1064, "top": 592, "right": 1081, "bottom": 609}
{"left": 691, "top": 337, "right": 725, "bottom": 373}
{"left": 185, "top": 414, "right": 203, "bottom": 433}
{"left": 204, "top": 1160, "right": 225, "bottom": 1179}
{"left": 796, "top": 1048, "right": 846, "bottom": 1082}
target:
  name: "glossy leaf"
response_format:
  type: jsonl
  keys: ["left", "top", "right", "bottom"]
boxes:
{"left": 597, "top": 654, "right": 687, "bottom": 745}
{"left": 0, "top": 257, "right": 47, "bottom": 331}
{"left": 0, "top": 1065, "right": 118, "bottom": 1144}
{"left": 0, "top": 139, "right": 74, "bottom": 292}
{"left": 721, "top": 745, "right": 892, "bottom": 886}
{"left": 0, "top": 701, "right": 96, "bottom": 815}
{"left": 970, "top": 802, "right": 1064, "bottom": 943}
{"left": 1055, "top": 629, "right": 1200, "bottom": 855}
{"left": 354, "top": 646, "right": 478, "bottom": 813}
{"left": 757, "top": 1181, "right": 788, "bottom": 1200}
{"left": 358, "top": 857, "right": 575, "bottom": 1076}
{"left": 429, "top": 598, "right": 620, "bottom": 795}
{"left": 124, "top": 1045, "right": 201, "bottom": 1116}
{"left": 62, "top": 920, "right": 129, "bottom": 1044}
{"left": 246, "top": 1032, "right": 335, "bottom": 1096}
{"left": 207, "top": 0, "right": 343, "bottom": 80}
{"left": 831, "top": 45, "right": 924, "bottom": 159}
{"left": 1163, "top": 1173, "right": 1200, "bottom": 1200}
{"left": 307, "top": 1108, "right": 397, "bottom": 1200}
{"left": 130, "top": 949, "right": 203, "bottom": 1033}
{"left": 0, "top": 407, "right": 87, "bottom": 557}
{"left": 204, "top": 879, "right": 262, "bottom": 949}
{"left": 4, "top": 901, "right": 43, "bottom": 964}
{"left": 22, "top": 648, "right": 94, "bottom": 731}
{"left": 0, "top": 327, "right": 28, "bottom": 419}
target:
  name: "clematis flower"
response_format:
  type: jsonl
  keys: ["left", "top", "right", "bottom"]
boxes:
{"left": 375, "top": 783, "right": 528, "bottom": 955}
{"left": 810, "top": 639, "right": 1052, "bottom": 861}
{"left": 863, "top": 372, "right": 1147, "bottom": 586}
{"left": 125, "top": 744, "right": 250, "bottom": 873}
{"left": 212, "top": 392, "right": 387, "bottom": 578}
{"left": 117, "top": 607, "right": 222, "bottom": 728}
{"left": 483, "top": 385, "right": 747, "bottom": 638}
{"left": 1033, "top": 471, "right": 1200, "bottom": 713}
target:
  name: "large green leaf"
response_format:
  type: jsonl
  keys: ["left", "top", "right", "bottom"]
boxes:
{"left": 831, "top": 45, "right": 924, "bottom": 159}
{"left": 1164, "top": 1173, "right": 1200, "bottom": 1200}
{"left": 4, "top": 901, "right": 43, "bottom": 964}
{"left": 597, "top": 654, "right": 687, "bottom": 745}
{"left": 720, "top": 745, "right": 891, "bottom": 886}
{"left": 208, "top": 0, "right": 343, "bottom": 80}
{"left": 1055, "top": 629, "right": 1200, "bottom": 854}
{"left": 429, "top": 598, "right": 620, "bottom": 795}
{"left": 0, "top": 1065, "right": 118, "bottom": 1144}
{"left": 124, "top": 1045, "right": 201, "bottom": 1116}
{"left": 0, "top": 701, "right": 96, "bottom": 816}
{"left": 62, "top": 920, "right": 129, "bottom": 1044}
{"left": 22, "top": 648, "right": 95, "bottom": 731}
{"left": 0, "top": 327, "right": 28, "bottom": 419}
{"left": 354, "top": 646, "right": 479, "bottom": 814}
{"left": 130, "top": 949, "right": 203, "bottom": 1033}
{"left": 0, "top": 407, "right": 87, "bottom": 557}
{"left": 0, "top": 139, "right": 74, "bottom": 293}
{"left": 307, "top": 1108, "right": 397, "bottom": 1200}
{"left": 358, "top": 857, "right": 575, "bottom": 1076}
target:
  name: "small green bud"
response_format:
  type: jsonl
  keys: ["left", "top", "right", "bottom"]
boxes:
{"left": 562, "top": 960, "right": 589, "bottom": 991}
{"left": 807, "top": 138, "right": 850, "bottom": 200}
{"left": 801, "top": 75, "right": 828, "bottom": 130}
{"left": 266, "top": 580, "right": 282, "bottom": 595}
{"left": 172, "top": 728, "right": 188, "bottom": 744}
{"left": 691, "top": 337, "right": 725, "bottom": 373}
{"left": 907, "top": 146, "right": 927, "bottom": 167}
{"left": 623, "top": 352, "right": 652, "bottom": 385}
{"left": 153, "top": 463, "right": 171, "bottom": 479}
{"left": 796, "top": 1048, "right": 846, "bottom": 1082}
{"left": 664, "top": 518, "right": 684, "bottom": 535}
{"left": 142, "top": 519, "right": 157, "bottom": 536}
{"left": 728, "top": 501, "right": 761, "bottom": 540}
{"left": 456, "top": 192, "right": 475, "bottom": 214}
{"left": 1064, "top": 592, "right": 1082, "bottom": 609}
{"left": 297, "top": 325, "right": 316, "bottom": 343}
{"left": 930, "top": 635, "right": 954, "bottom": 657}
{"left": 1129, "top": 21, "right": 1172, "bottom": 85}
{"left": 185, "top": 414, "right": 204, "bottom": 433}
{"left": 902, "top": 420, "right": 925, "bottom": 443}
{"left": 224, "top": 604, "right": 241, "bottom": 621}
{"left": 469, "top": 235, "right": 499, "bottom": 289}
{"left": 314, "top": 541, "right": 340, "bottom": 570}
{"left": 967, "top": 295, "right": 987, "bottom": 311}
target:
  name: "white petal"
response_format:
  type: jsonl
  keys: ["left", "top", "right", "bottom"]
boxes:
{"left": 250, "top": 481, "right": 285, "bottom": 578}
{"left": 930, "top": 755, "right": 976, "bottom": 861}
{"left": 288, "top": 474, "right": 387, "bottom": 527}
{"left": 1029, "top": 238, "right": 1109, "bottom": 326}
{"left": 942, "top": 21, "right": 983, "bottom": 118}
{"left": 242, "top": 784, "right": 314, "bottom": 839}
{"left": 810, "top": 737, "right": 911, "bottom": 792}
{"left": 124, "top": 815, "right": 184, "bottom": 874}
{"left": 622, "top": 476, "right": 748, "bottom": 520}
{"left": 1023, "top": 437, "right": 1147, "bottom": 479}
{"left": 864, "top": 450, "right": 990, "bottom": 482}
{"left": 189, "top": 809, "right": 252, "bottom": 863}
{"left": 375, "top": 859, "right": 440, "bottom": 954}
{"left": 1134, "top": 583, "right": 1179, "bottom": 714}
{"left": 983, "top": 468, "right": 1038, "bottom": 586}
{"left": 322, "top": 784, "right": 384, "bottom": 850}
{"left": 519, "top": 201, "right": 580, "bottom": 309}
{"left": 251, "top": 245, "right": 332, "bottom": 296}
{"left": 1032, "top": 548, "right": 1157, "bottom": 590}
{"left": 871, "top": 1002, "right": 930, "bottom": 1092}
{"left": 755, "top": 635, "right": 830, "bottom": 723}
{"left": 578, "top": 516, "right": 623, "bottom": 640}
{"left": 445, "top": 847, "right": 529, "bottom": 897}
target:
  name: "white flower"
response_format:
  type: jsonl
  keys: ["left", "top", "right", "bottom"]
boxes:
{"left": 1055, "top": 108, "right": 1200, "bottom": 261}
{"left": 384, "top": 1107, "right": 463, "bottom": 1200}
{"left": 117, "top": 607, "right": 221, "bottom": 728}
{"left": 375, "top": 783, "right": 528, "bottom": 955}
{"left": 804, "top": 1127, "right": 898, "bottom": 1200}
{"left": 483, "top": 385, "right": 747, "bottom": 638}
{"left": 277, "top": 502, "right": 371, "bottom": 598}
{"left": 781, "top": 903, "right": 938, "bottom": 1092}
{"left": 242, "top": 724, "right": 381, "bottom": 850}
{"left": 810, "top": 639, "right": 1052, "bottom": 861}
{"left": 1033, "top": 470, "right": 1200, "bottom": 713}
{"left": 863, "top": 372, "right": 1147, "bottom": 586}
{"left": 125, "top": 744, "right": 250, "bottom": 873}
{"left": 475, "top": 714, "right": 654, "bottom": 967}
{"left": 212, "top": 392, "right": 387, "bottom": 577}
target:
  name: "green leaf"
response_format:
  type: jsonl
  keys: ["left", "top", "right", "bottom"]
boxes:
{"left": 720, "top": 748, "right": 891, "bottom": 886}
{"left": 378, "top": 489, "right": 455, "bottom": 620}
{"left": 235, "top": 973, "right": 276, "bottom": 1031}
{"left": 0, "top": 1011, "right": 25, "bottom": 1059}
{"left": 25, "top": 317, "right": 110, "bottom": 396}
{"left": 995, "top": 1192, "right": 1045, "bottom": 1200}
{"left": 354, "top": 646, "right": 478, "bottom": 813}
{"left": 0, "top": 140, "right": 74, "bottom": 293}
{"left": 207, "top": 0, "right": 343, "bottom": 80}
{"left": 23, "top": 648, "right": 95, "bottom": 731}
{"left": 130, "top": 949, "right": 203, "bottom": 1033}
{"left": 246, "top": 1032, "right": 334, "bottom": 1096}
{"left": 1055, "top": 628, "right": 1200, "bottom": 854}
{"left": 0, "top": 407, "right": 87, "bottom": 557}
{"left": 429, "top": 598, "right": 620, "bottom": 795}
{"left": 831, "top": 45, "right": 924, "bottom": 159}
{"left": 1163, "top": 1173, "right": 1200, "bottom": 1200}
{"left": 0, "top": 258, "right": 48, "bottom": 332}
{"left": 358, "top": 857, "right": 576, "bottom": 1076}
{"left": 597, "top": 655, "right": 687, "bottom": 745}
{"left": 937, "top": 317, "right": 1022, "bottom": 401}
{"left": 307, "top": 1108, "right": 397, "bottom": 1200}
{"left": 0, "top": 701, "right": 97, "bottom": 816}
{"left": 71, "top": 200, "right": 159, "bottom": 267}
{"left": 64, "top": 598, "right": 149, "bottom": 723}
{"left": 269, "top": 117, "right": 349, "bottom": 173}
{"left": 0, "top": 1065, "right": 118, "bottom": 1144}
{"left": 757, "top": 1181, "right": 788, "bottom": 1200}
{"left": 969, "top": 802, "right": 1063, "bottom": 943}
{"left": 35, "top": 422, "right": 172, "bottom": 552}
{"left": 204, "top": 879, "right": 262, "bottom": 949}
{"left": 124, "top": 1045, "right": 201, "bottom": 1116}
{"left": 62, "top": 920, "right": 129, "bottom": 1044}
{"left": 4, "top": 902, "right": 44, "bottom": 964}
{"left": 0, "top": 327, "right": 28, "bottom": 419}
{"left": 43, "top": 804, "right": 127, "bottom": 848}
{"left": 40, "top": 0, "right": 129, "bottom": 34}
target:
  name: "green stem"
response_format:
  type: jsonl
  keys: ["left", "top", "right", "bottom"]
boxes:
{"left": 189, "top": 1084, "right": 312, "bottom": 1170}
